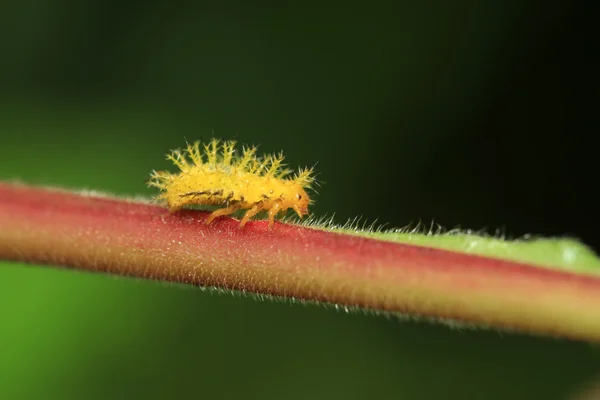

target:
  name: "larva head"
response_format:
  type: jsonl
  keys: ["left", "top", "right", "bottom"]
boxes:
{"left": 290, "top": 185, "right": 311, "bottom": 218}
{"left": 288, "top": 167, "right": 315, "bottom": 218}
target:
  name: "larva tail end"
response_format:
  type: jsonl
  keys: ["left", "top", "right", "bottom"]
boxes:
{"left": 147, "top": 170, "right": 173, "bottom": 190}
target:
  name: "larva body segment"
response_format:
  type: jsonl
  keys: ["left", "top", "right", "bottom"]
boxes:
{"left": 148, "top": 139, "right": 315, "bottom": 228}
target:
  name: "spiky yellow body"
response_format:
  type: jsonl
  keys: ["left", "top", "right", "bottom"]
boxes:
{"left": 148, "top": 139, "right": 314, "bottom": 228}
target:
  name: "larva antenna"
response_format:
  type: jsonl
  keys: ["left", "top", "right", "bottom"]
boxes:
{"left": 276, "top": 168, "right": 293, "bottom": 179}
{"left": 166, "top": 149, "right": 189, "bottom": 171}
{"left": 254, "top": 156, "right": 271, "bottom": 175}
{"left": 186, "top": 141, "right": 203, "bottom": 166}
{"left": 293, "top": 166, "right": 315, "bottom": 188}
{"left": 203, "top": 138, "right": 221, "bottom": 164}
{"left": 248, "top": 157, "right": 261, "bottom": 174}
{"left": 305, "top": 161, "right": 321, "bottom": 187}
{"left": 221, "top": 140, "right": 237, "bottom": 166}
{"left": 265, "top": 151, "right": 285, "bottom": 177}
{"left": 237, "top": 145, "right": 258, "bottom": 170}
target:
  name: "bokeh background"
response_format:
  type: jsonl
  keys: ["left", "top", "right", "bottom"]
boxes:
{"left": 1, "top": 1, "right": 597, "bottom": 399}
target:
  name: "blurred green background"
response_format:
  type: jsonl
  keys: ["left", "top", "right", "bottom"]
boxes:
{"left": 1, "top": 1, "right": 597, "bottom": 399}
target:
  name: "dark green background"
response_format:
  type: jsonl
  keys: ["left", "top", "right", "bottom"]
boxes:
{"left": 1, "top": 2, "right": 597, "bottom": 399}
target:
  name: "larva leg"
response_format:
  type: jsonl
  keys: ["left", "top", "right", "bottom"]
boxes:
{"left": 239, "top": 202, "right": 263, "bottom": 228}
{"left": 267, "top": 201, "right": 283, "bottom": 228}
{"left": 205, "top": 204, "right": 241, "bottom": 225}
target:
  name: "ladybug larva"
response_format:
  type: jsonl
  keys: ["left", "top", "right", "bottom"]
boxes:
{"left": 148, "top": 139, "right": 315, "bottom": 228}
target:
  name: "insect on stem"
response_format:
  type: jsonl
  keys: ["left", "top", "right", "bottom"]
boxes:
{"left": 148, "top": 139, "right": 317, "bottom": 228}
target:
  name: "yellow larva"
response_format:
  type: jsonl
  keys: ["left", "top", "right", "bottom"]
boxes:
{"left": 148, "top": 139, "right": 315, "bottom": 228}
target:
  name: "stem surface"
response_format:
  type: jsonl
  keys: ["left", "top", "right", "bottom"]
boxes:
{"left": 1, "top": 182, "right": 600, "bottom": 341}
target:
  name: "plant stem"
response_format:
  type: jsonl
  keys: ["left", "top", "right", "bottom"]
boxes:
{"left": 1, "top": 182, "right": 600, "bottom": 341}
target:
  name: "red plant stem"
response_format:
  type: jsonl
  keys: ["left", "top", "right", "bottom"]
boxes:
{"left": 1, "top": 182, "right": 600, "bottom": 341}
